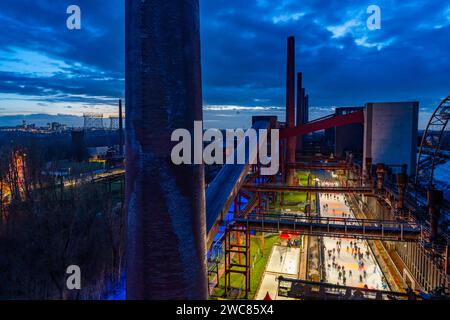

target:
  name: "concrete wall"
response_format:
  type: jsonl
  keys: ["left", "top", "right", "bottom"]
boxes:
{"left": 363, "top": 102, "right": 419, "bottom": 176}
{"left": 336, "top": 123, "right": 364, "bottom": 158}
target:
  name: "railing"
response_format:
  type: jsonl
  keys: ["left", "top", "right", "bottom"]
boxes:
{"left": 233, "top": 213, "right": 422, "bottom": 241}
{"left": 242, "top": 184, "right": 374, "bottom": 195}
{"left": 286, "top": 162, "right": 354, "bottom": 171}
{"left": 316, "top": 196, "right": 326, "bottom": 281}
{"left": 277, "top": 276, "right": 417, "bottom": 300}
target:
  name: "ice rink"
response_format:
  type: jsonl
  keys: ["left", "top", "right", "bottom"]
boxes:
{"left": 265, "top": 245, "right": 300, "bottom": 275}
{"left": 255, "top": 179, "right": 388, "bottom": 299}
{"left": 319, "top": 191, "right": 386, "bottom": 290}
{"left": 255, "top": 245, "right": 300, "bottom": 300}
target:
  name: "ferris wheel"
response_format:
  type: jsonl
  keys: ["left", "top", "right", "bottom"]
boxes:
{"left": 415, "top": 95, "right": 450, "bottom": 188}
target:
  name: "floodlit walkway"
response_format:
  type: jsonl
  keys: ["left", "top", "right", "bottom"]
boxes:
{"left": 255, "top": 245, "right": 300, "bottom": 300}
{"left": 320, "top": 191, "right": 387, "bottom": 290}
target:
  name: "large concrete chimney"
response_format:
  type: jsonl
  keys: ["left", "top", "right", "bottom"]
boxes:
{"left": 286, "top": 37, "right": 296, "bottom": 185}
{"left": 125, "top": 0, "right": 207, "bottom": 299}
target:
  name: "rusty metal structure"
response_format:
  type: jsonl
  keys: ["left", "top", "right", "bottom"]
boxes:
{"left": 277, "top": 277, "right": 419, "bottom": 300}
{"left": 120, "top": 2, "right": 450, "bottom": 297}
{"left": 296, "top": 72, "right": 304, "bottom": 152}
{"left": 125, "top": 0, "right": 207, "bottom": 300}
{"left": 296, "top": 74, "right": 304, "bottom": 126}
{"left": 285, "top": 37, "right": 297, "bottom": 185}
{"left": 224, "top": 223, "right": 251, "bottom": 298}
{"left": 234, "top": 213, "right": 422, "bottom": 241}
{"left": 281, "top": 110, "right": 365, "bottom": 139}
{"left": 83, "top": 112, "right": 104, "bottom": 129}
{"left": 242, "top": 183, "right": 374, "bottom": 195}
{"left": 206, "top": 98, "right": 450, "bottom": 297}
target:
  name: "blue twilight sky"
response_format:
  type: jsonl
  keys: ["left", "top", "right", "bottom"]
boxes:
{"left": 0, "top": 0, "right": 449, "bottom": 128}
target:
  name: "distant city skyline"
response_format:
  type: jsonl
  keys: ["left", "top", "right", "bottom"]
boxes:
{"left": 0, "top": 1, "right": 449, "bottom": 129}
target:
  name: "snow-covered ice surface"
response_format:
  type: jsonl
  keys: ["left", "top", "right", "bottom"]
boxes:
{"left": 255, "top": 273, "right": 292, "bottom": 300}
{"left": 265, "top": 245, "right": 300, "bottom": 275}
{"left": 255, "top": 245, "right": 300, "bottom": 300}
{"left": 320, "top": 193, "right": 387, "bottom": 290}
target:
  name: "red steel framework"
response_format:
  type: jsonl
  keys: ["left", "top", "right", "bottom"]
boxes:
{"left": 224, "top": 222, "right": 251, "bottom": 299}
{"left": 280, "top": 110, "right": 365, "bottom": 139}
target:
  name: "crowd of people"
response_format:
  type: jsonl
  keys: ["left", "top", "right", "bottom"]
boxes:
{"left": 322, "top": 196, "right": 354, "bottom": 222}
{"left": 319, "top": 184, "right": 388, "bottom": 291}
{"left": 324, "top": 238, "right": 386, "bottom": 289}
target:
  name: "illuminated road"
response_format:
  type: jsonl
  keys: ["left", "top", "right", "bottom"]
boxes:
{"left": 63, "top": 168, "right": 125, "bottom": 188}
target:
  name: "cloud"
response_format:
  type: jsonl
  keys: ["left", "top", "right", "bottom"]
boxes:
{"left": 0, "top": 0, "right": 124, "bottom": 114}
{"left": 0, "top": 0, "right": 448, "bottom": 127}
{"left": 200, "top": 0, "right": 449, "bottom": 117}
{"left": 272, "top": 12, "right": 305, "bottom": 24}
{"left": 327, "top": 19, "right": 361, "bottom": 38}
{"left": 354, "top": 36, "right": 395, "bottom": 50}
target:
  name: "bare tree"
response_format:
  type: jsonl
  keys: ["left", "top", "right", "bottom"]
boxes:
{"left": 0, "top": 143, "right": 125, "bottom": 299}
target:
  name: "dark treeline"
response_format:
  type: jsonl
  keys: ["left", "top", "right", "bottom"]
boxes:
{"left": 0, "top": 130, "right": 122, "bottom": 162}
{"left": 0, "top": 139, "right": 125, "bottom": 299}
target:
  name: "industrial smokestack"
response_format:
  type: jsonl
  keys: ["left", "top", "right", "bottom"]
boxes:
{"left": 296, "top": 72, "right": 303, "bottom": 127}
{"left": 299, "top": 88, "right": 308, "bottom": 149}
{"left": 286, "top": 36, "right": 296, "bottom": 185}
{"left": 304, "top": 94, "right": 309, "bottom": 124}
{"left": 296, "top": 73, "right": 303, "bottom": 153}
{"left": 119, "top": 99, "right": 124, "bottom": 156}
{"left": 301, "top": 88, "right": 306, "bottom": 122}
{"left": 125, "top": 0, "right": 207, "bottom": 299}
